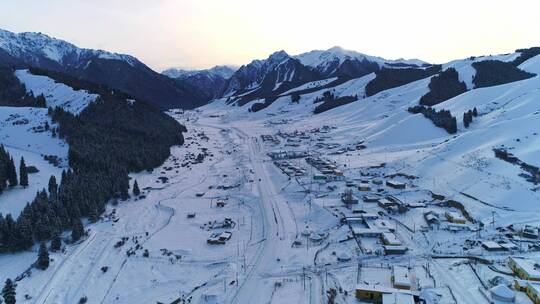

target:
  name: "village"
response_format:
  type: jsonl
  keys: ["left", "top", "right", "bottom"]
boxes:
{"left": 252, "top": 123, "right": 540, "bottom": 304}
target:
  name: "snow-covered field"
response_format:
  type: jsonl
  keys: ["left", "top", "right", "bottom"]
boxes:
{"left": 15, "top": 69, "right": 99, "bottom": 115}
{"left": 0, "top": 106, "right": 67, "bottom": 217}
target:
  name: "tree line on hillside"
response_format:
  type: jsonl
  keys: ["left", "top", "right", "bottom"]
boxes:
{"left": 0, "top": 69, "right": 186, "bottom": 253}
{"left": 419, "top": 68, "right": 467, "bottom": 106}
{"left": 0, "top": 68, "right": 46, "bottom": 107}
{"left": 313, "top": 91, "right": 358, "bottom": 114}
{"left": 0, "top": 145, "right": 29, "bottom": 194}
{"left": 365, "top": 65, "right": 441, "bottom": 97}
{"left": 472, "top": 60, "right": 535, "bottom": 88}
{"left": 408, "top": 105, "right": 457, "bottom": 134}
{"left": 512, "top": 47, "right": 540, "bottom": 66}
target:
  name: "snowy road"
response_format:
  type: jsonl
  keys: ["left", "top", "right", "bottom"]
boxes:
{"left": 226, "top": 126, "right": 319, "bottom": 304}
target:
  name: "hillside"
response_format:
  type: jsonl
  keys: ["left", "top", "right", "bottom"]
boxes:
{"left": 0, "top": 28, "right": 204, "bottom": 109}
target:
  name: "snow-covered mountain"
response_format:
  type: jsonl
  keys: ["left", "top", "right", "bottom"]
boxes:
{"left": 220, "top": 47, "right": 427, "bottom": 104}
{"left": 295, "top": 46, "right": 426, "bottom": 77}
{"left": 222, "top": 50, "right": 323, "bottom": 102}
{"left": 162, "top": 65, "right": 238, "bottom": 101}
{"left": 0, "top": 28, "right": 204, "bottom": 109}
{"left": 0, "top": 29, "right": 138, "bottom": 69}
{"left": 162, "top": 65, "right": 237, "bottom": 79}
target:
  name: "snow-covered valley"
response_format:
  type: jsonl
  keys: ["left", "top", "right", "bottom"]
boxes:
{"left": 1, "top": 27, "right": 540, "bottom": 304}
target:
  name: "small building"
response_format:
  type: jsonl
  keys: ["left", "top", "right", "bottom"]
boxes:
{"left": 508, "top": 257, "right": 540, "bottom": 281}
{"left": 382, "top": 293, "right": 415, "bottom": 304}
{"left": 487, "top": 284, "right": 516, "bottom": 303}
{"left": 482, "top": 241, "right": 504, "bottom": 252}
{"left": 352, "top": 227, "right": 387, "bottom": 237}
{"left": 344, "top": 216, "right": 364, "bottom": 224}
{"left": 333, "top": 170, "right": 344, "bottom": 176}
{"left": 384, "top": 245, "right": 408, "bottom": 255}
{"left": 370, "top": 219, "right": 396, "bottom": 232}
{"left": 386, "top": 180, "right": 406, "bottom": 189}
{"left": 358, "top": 183, "right": 371, "bottom": 191}
{"left": 372, "top": 179, "right": 383, "bottom": 185}
{"left": 378, "top": 199, "right": 397, "bottom": 209}
{"left": 423, "top": 211, "right": 439, "bottom": 225}
{"left": 406, "top": 202, "right": 425, "bottom": 208}
{"left": 360, "top": 213, "right": 379, "bottom": 220}
{"left": 445, "top": 223, "right": 471, "bottom": 232}
{"left": 527, "top": 281, "right": 540, "bottom": 304}
{"left": 363, "top": 195, "right": 380, "bottom": 202}
{"left": 392, "top": 266, "right": 412, "bottom": 290}
{"left": 500, "top": 242, "right": 519, "bottom": 251}
{"left": 523, "top": 225, "right": 539, "bottom": 239}
{"left": 313, "top": 174, "right": 327, "bottom": 181}
{"left": 346, "top": 180, "right": 357, "bottom": 187}
{"left": 382, "top": 232, "right": 402, "bottom": 246}
{"left": 355, "top": 284, "right": 415, "bottom": 303}
{"left": 445, "top": 211, "right": 466, "bottom": 224}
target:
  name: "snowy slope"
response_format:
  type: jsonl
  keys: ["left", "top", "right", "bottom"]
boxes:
{"left": 0, "top": 106, "right": 67, "bottom": 217}
{"left": 15, "top": 69, "right": 99, "bottom": 114}
{"left": 442, "top": 52, "right": 521, "bottom": 89}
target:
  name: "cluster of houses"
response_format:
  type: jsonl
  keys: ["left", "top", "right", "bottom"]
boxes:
{"left": 267, "top": 150, "right": 309, "bottom": 160}
{"left": 355, "top": 265, "right": 418, "bottom": 303}
{"left": 345, "top": 212, "right": 408, "bottom": 255}
{"left": 508, "top": 257, "right": 540, "bottom": 303}
{"left": 306, "top": 157, "right": 344, "bottom": 180}
{"left": 274, "top": 160, "right": 307, "bottom": 177}
{"left": 260, "top": 134, "right": 280, "bottom": 145}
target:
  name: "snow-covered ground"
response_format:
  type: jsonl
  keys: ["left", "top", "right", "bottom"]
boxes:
{"left": 0, "top": 106, "right": 67, "bottom": 217}
{"left": 15, "top": 69, "right": 99, "bottom": 115}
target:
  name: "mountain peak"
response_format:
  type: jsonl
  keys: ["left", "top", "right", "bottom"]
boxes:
{"left": 268, "top": 50, "right": 289, "bottom": 61}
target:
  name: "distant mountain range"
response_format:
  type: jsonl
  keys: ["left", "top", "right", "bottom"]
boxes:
{"left": 0, "top": 28, "right": 432, "bottom": 110}
{"left": 162, "top": 65, "right": 238, "bottom": 101}
{"left": 0, "top": 29, "right": 205, "bottom": 109}
{"left": 3, "top": 27, "right": 537, "bottom": 114}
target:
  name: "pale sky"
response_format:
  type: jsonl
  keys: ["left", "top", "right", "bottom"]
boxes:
{"left": 1, "top": 0, "right": 539, "bottom": 71}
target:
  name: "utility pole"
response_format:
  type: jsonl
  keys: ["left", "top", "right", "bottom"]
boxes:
{"left": 357, "top": 259, "right": 362, "bottom": 283}
{"left": 303, "top": 267, "right": 306, "bottom": 290}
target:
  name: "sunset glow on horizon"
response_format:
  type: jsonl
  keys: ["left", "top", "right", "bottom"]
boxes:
{"left": 1, "top": 0, "right": 539, "bottom": 70}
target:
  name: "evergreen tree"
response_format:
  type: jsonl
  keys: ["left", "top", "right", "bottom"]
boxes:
{"left": 472, "top": 107, "right": 478, "bottom": 117}
{"left": 36, "top": 242, "right": 49, "bottom": 270}
{"left": 291, "top": 93, "right": 301, "bottom": 103}
{"left": 50, "top": 234, "right": 61, "bottom": 252}
{"left": 71, "top": 218, "right": 84, "bottom": 242}
{"left": 19, "top": 157, "right": 28, "bottom": 188}
{"left": 48, "top": 175, "right": 58, "bottom": 199}
{"left": 463, "top": 112, "right": 470, "bottom": 128}
{"left": 2, "top": 279, "right": 16, "bottom": 304}
{"left": 7, "top": 157, "right": 17, "bottom": 187}
{"left": 132, "top": 180, "right": 140, "bottom": 197}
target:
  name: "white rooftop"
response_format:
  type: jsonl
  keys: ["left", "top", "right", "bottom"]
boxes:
{"left": 382, "top": 292, "right": 415, "bottom": 304}
{"left": 392, "top": 266, "right": 411, "bottom": 288}
{"left": 511, "top": 257, "right": 540, "bottom": 280}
